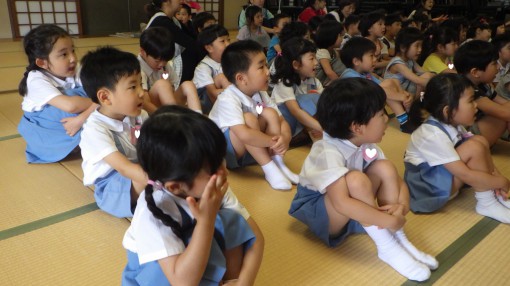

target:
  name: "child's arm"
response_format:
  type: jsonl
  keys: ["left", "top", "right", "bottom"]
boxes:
{"left": 141, "top": 90, "right": 158, "bottom": 114}
{"left": 230, "top": 124, "right": 275, "bottom": 148}
{"left": 476, "top": 96, "right": 510, "bottom": 121}
{"left": 103, "top": 152, "right": 148, "bottom": 188}
{"left": 205, "top": 84, "right": 224, "bottom": 103}
{"left": 273, "top": 43, "right": 282, "bottom": 54}
{"left": 284, "top": 100, "right": 322, "bottom": 131}
{"left": 319, "top": 58, "right": 340, "bottom": 82}
{"left": 158, "top": 173, "right": 226, "bottom": 286}
{"left": 47, "top": 94, "right": 93, "bottom": 113}
{"left": 235, "top": 217, "right": 264, "bottom": 285}
{"left": 60, "top": 102, "right": 98, "bottom": 136}
{"left": 389, "top": 63, "right": 430, "bottom": 87}
{"left": 444, "top": 160, "right": 510, "bottom": 191}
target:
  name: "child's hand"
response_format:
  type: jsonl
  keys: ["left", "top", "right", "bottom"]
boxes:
{"left": 61, "top": 116, "right": 84, "bottom": 137}
{"left": 220, "top": 279, "right": 239, "bottom": 286}
{"left": 402, "top": 92, "right": 413, "bottom": 111}
{"left": 187, "top": 172, "right": 228, "bottom": 223}
{"left": 270, "top": 135, "right": 288, "bottom": 155}
{"left": 379, "top": 204, "right": 406, "bottom": 231}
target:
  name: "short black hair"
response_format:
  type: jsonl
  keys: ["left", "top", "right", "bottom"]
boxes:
{"left": 273, "top": 13, "right": 290, "bottom": 27}
{"left": 385, "top": 12, "right": 402, "bottom": 26}
{"left": 491, "top": 32, "right": 510, "bottom": 52}
{"left": 395, "top": 27, "right": 423, "bottom": 56}
{"left": 359, "top": 11, "right": 385, "bottom": 37}
{"left": 314, "top": 20, "right": 344, "bottom": 49}
{"left": 340, "top": 37, "right": 376, "bottom": 68}
{"left": 279, "top": 21, "right": 310, "bottom": 46}
{"left": 317, "top": 78, "right": 386, "bottom": 139}
{"left": 192, "top": 12, "right": 216, "bottom": 34}
{"left": 197, "top": 24, "right": 228, "bottom": 47}
{"left": 454, "top": 40, "right": 497, "bottom": 74}
{"left": 140, "top": 27, "right": 175, "bottom": 61}
{"left": 179, "top": 3, "right": 191, "bottom": 15}
{"left": 80, "top": 46, "right": 140, "bottom": 103}
{"left": 221, "top": 40, "right": 264, "bottom": 83}
{"left": 344, "top": 14, "right": 361, "bottom": 29}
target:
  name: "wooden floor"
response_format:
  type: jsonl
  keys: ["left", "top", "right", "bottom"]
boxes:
{"left": 1, "top": 36, "right": 510, "bottom": 285}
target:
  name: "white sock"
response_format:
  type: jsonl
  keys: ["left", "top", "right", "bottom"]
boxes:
{"left": 261, "top": 161, "right": 291, "bottom": 190}
{"left": 271, "top": 155, "right": 299, "bottom": 184}
{"left": 394, "top": 229, "right": 438, "bottom": 270}
{"left": 496, "top": 195, "right": 510, "bottom": 209}
{"left": 364, "top": 225, "right": 430, "bottom": 282}
{"left": 475, "top": 190, "right": 510, "bottom": 223}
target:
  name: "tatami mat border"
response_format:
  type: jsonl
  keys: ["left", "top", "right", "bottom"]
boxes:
{"left": 0, "top": 134, "right": 20, "bottom": 141}
{"left": 402, "top": 217, "right": 500, "bottom": 286}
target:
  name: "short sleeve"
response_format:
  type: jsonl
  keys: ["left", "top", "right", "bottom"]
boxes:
{"left": 193, "top": 62, "right": 215, "bottom": 89}
{"left": 22, "top": 72, "right": 63, "bottom": 111}
{"left": 221, "top": 188, "right": 250, "bottom": 219}
{"left": 316, "top": 49, "right": 332, "bottom": 61}
{"left": 209, "top": 92, "right": 245, "bottom": 131}
{"left": 272, "top": 82, "right": 296, "bottom": 104}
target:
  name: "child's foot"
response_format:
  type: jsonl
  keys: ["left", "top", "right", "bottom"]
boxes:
{"left": 261, "top": 161, "right": 292, "bottom": 190}
{"left": 394, "top": 229, "right": 439, "bottom": 270}
{"left": 364, "top": 226, "right": 431, "bottom": 281}
{"left": 475, "top": 190, "right": 510, "bottom": 223}
{"left": 271, "top": 155, "right": 299, "bottom": 184}
{"left": 496, "top": 195, "right": 510, "bottom": 209}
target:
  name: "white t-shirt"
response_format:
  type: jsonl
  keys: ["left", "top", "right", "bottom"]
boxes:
{"left": 122, "top": 187, "right": 250, "bottom": 264}
{"left": 192, "top": 55, "right": 223, "bottom": 89}
{"left": 138, "top": 55, "right": 179, "bottom": 91}
{"left": 208, "top": 85, "right": 281, "bottom": 132}
{"left": 404, "top": 117, "right": 466, "bottom": 167}
{"left": 316, "top": 48, "right": 332, "bottom": 62}
{"left": 272, "top": 78, "right": 323, "bottom": 104}
{"left": 300, "top": 132, "right": 385, "bottom": 194}
{"left": 80, "top": 109, "right": 149, "bottom": 185}
{"left": 22, "top": 70, "right": 82, "bottom": 112}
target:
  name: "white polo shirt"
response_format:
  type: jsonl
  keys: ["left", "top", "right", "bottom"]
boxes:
{"left": 122, "top": 187, "right": 250, "bottom": 264}
{"left": 80, "top": 109, "right": 148, "bottom": 185}
{"left": 272, "top": 78, "right": 323, "bottom": 104}
{"left": 193, "top": 55, "right": 223, "bottom": 89}
{"left": 208, "top": 84, "right": 281, "bottom": 132}
{"left": 404, "top": 117, "right": 466, "bottom": 167}
{"left": 299, "top": 132, "right": 385, "bottom": 194}
{"left": 22, "top": 70, "right": 82, "bottom": 112}
{"left": 138, "top": 54, "right": 179, "bottom": 91}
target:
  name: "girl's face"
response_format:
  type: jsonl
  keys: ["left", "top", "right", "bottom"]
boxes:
{"left": 39, "top": 36, "right": 77, "bottom": 79}
{"left": 439, "top": 41, "right": 458, "bottom": 57}
{"left": 369, "top": 20, "right": 385, "bottom": 37}
{"left": 294, "top": 52, "right": 318, "bottom": 80}
{"left": 475, "top": 28, "right": 491, "bottom": 41}
{"left": 176, "top": 7, "right": 191, "bottom": 23}
{"left": 253, "top": 12, "right": 263, "bottom": 27}
{"left": 423, "top": 0, "right": 434, "bottom": 11}
{"left": 451, "top": 87, "right": 477, "bottom": 126}
{"left": 341, "top": 4, "right": 356, "bottom": 18}
{"left": 405, "top": 40, "right": 423, "bottom": 60}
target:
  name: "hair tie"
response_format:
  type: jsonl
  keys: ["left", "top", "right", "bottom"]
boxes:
{"left": 429, "top": 34, "right": 433, "bottom": 40}
{"left": 277, "top": 52, "right": 282, "bottom": 57}
{"left": 419, "top": 91, "right": 425, "bottom": 102}
{"left": 147, "top": 179, "right": 164, "bottom": 191}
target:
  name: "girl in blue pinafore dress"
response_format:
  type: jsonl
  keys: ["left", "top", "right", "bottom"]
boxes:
{"left": 271, "top": 37, "right": 324, "bottom": 142}
{"left": 404, "top": 74, "right": 510, "bottom": 223}
{"left": 17, "top": 24, "right": 95, "bottom": 163}
{"left": 122, "top": 106, "right": 264, "bottom": 286}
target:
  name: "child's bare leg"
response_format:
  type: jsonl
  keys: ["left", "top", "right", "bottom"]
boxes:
{"left": 456, "top": 135, "right": 510, "bottom": 222}
{"left": 223, "top": 245, "right": 243, "bottom": 281}
{"left": 476, "top": 115, "right": 507, "bottom": 146}
{"left": 175, "top": 81, "right": 202, "bottom": 112}
{"left": 214, "top": 73, "right": 230, "bottom": 89}
{"left": 150, "top": 79, "right": 178, "bottom": 106}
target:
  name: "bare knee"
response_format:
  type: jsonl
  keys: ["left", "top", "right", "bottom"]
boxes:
{"left": 345, "top": 170, "right": 372, "bottom": 193}
{"left": 244, "top": 112, "right": 261, "bottom": 130}
{"left": 366, "top": 160, "right": 397, "bottom": 179}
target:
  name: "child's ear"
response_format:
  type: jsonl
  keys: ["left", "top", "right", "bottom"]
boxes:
{"left": 204, "top": 44, "right": 214, "bottom": 54}
{"left": 469, "top": 67, "right": 480, "bottom": 78}
{"left": 292, "top": 60, "right": 301, "bottom": 71}
{"left": 350, "top": 122, "right": 363, "bottom": 136}
{"left": 235, "top": 72, "right": 246, "bottom": 86}
{"left": 164, "top": 181, "right": 187, "bottom": 197}
{"left": 352, "top": 57, "right": 361, "bottom": 67}
{"left": 442, "top": 105, "right": 450, "bottom": 120}
{"left": 35, "top": 58, "right": 48, "bottom": 69}
{"left": 140, "top": 48, "right": 147, "bottom": 58}
{"left": 96, "top": 88, "right": 112, "bottom": 105}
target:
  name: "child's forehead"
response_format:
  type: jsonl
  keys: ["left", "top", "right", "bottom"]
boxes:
{"left": 248, "top": 51, "right": 266, "bottom": 64}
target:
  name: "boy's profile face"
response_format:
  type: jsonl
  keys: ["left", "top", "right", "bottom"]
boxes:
{"left": 140, "top": 50, "right": 169, "bottom": 71}
{"left": 499, "top": 43, "right": 510, "bottom": 63}
{"left": 238, "top": 51, "right": 269, "bottom": 95}
{"left": 477, "top": 60, "right": 498, "bottom": 84}
{"left": 274, "top": 17, "right": 291, "bottom": 34}
{"left": 386, "top": 21, "right": 402, "bottom": 37}
{"left": 355, "top": 51, "right": 376, "bottom": 73}
{"left": 355, "top": 109, "right": 388, "bottom": 144}
{"left": 368, "top": 19, "right": 385, "bottom": 37}
{"left": 206, "top": 35, "right": 231, "bottom": 61}
{"left": 101, "top": 72, "right": 144, "bottom": 120}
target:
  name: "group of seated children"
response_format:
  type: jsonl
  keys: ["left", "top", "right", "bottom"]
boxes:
{"left": 16, "top": 2, "right": 510, "bottom": 283}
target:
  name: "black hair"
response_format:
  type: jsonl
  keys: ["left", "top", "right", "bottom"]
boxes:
{"left": 466, "top": 19, "right": 491, "bottom": 39}
{"left": 271, "top": 38, "right": 317, "bottom": 86}
{"left": 221, "top": 40, "right": 264, "bottom": 83}
{"left": 140, "top": 27, "right": 175, "bottom": 61}
{"left": 273, "top": 13, "right": 290, "bottom": 28}
{"left": 317, "top": 77, "right": 386, "bottom": 139}
{"left": 18, "top": 24, "right": 70, "bottom": 96}
{"left": 179, "top": 3, "right": 191, "bottom": 16}
{"left": 302, "top": 0, "right": 326, "bottom": 10}
{"left": 409, "top": 13, "right": 429, "bottom": 30}
{"left": 336, "top": 0, "right": 357, "bottom": 22}
{"left": 80, "top": 46, "right": 141, "bottom": 103}
{"left": 340, "top": 37, "right": 376, "bottom": 68}
{"left": 137, "top": 105, "right": 226, "bottom": 241}
{"left": 395, "top": 27, "right": 423, "bottom": 57}
{"left": 453, "top": 40, "right": 497, "bottom": 74}
{"left": 408, "top": 73, "right": 473, "bottom": 126}
{"left": 385, "top": 12, "right": 402, "bottom": 27}
{"left": 192, "top": 12, "right": 217, "bottom": 34}
{"left": 418, "top": 26, "right": 458, "bottom": 65}
{"left": 314, "top": 20, "right": 344, "bottom": 49}
{"left": 359, "top": 11, "right": 385, "bottom": 37}
{"left": 344, "top": 14, "right": 361, "bottom": 30}
{"left": 245, "top": 5, "right": 262, "bottom": 27}
{"left": 308, "top": 15, "right": 325, "bottom": 33}
{"left": 279, "top": 21, "right": 311, "bottom": 46}
{"left": 490, "top": 32, "right": 510, "bottom": 53}
{"left": 441, "top": 17, "right": 469, "bottom": 42}
{"left": 197, "top": 24, "right": 228, "bottom": 47}
{"left": 144, "top": 0, "right": 165, "bottom": 20}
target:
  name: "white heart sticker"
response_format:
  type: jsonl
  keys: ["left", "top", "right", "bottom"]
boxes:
{"left": 134, "top": 129, "right": 140, "bottom": 138}
{"left": 448, "top": 63, "right": 454, "bottom": 69}
{"left": 364, "top": 148, "right": 377, "bottom": 159}
{"left": 256, "top": 105, "right": 263, "bottom": 114}
{"left": 162, "top": 72, "right": 169, "bottom": 80}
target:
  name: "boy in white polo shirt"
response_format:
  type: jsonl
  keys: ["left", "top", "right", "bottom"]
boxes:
{"left": 208, "top": 40, "right": 298, "bottom": 191}
{"left": 193, "top": 24, "right": 231, "bottom": 113}
{"left": 79, "top": 47, "right": 148, "bottom": 218}
{"left": 138, "top": 27, "right": 202, "bottom": 114}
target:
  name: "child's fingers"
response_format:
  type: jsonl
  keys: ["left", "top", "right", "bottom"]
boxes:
{"left": 186, "top": 196, "right": 199, "bottom": 217}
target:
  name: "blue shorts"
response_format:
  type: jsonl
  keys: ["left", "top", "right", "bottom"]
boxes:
{"left": 223, "top": 128, "right": 256, "bottom": 169}
{"left": 94, "top": 171, "right": 133, "bottom": 218}
{"left": 278, "top": 93, "right": 320, "bottom": 137}
{"left": 289, "top": 184, "right": 365, "bottom": 247}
